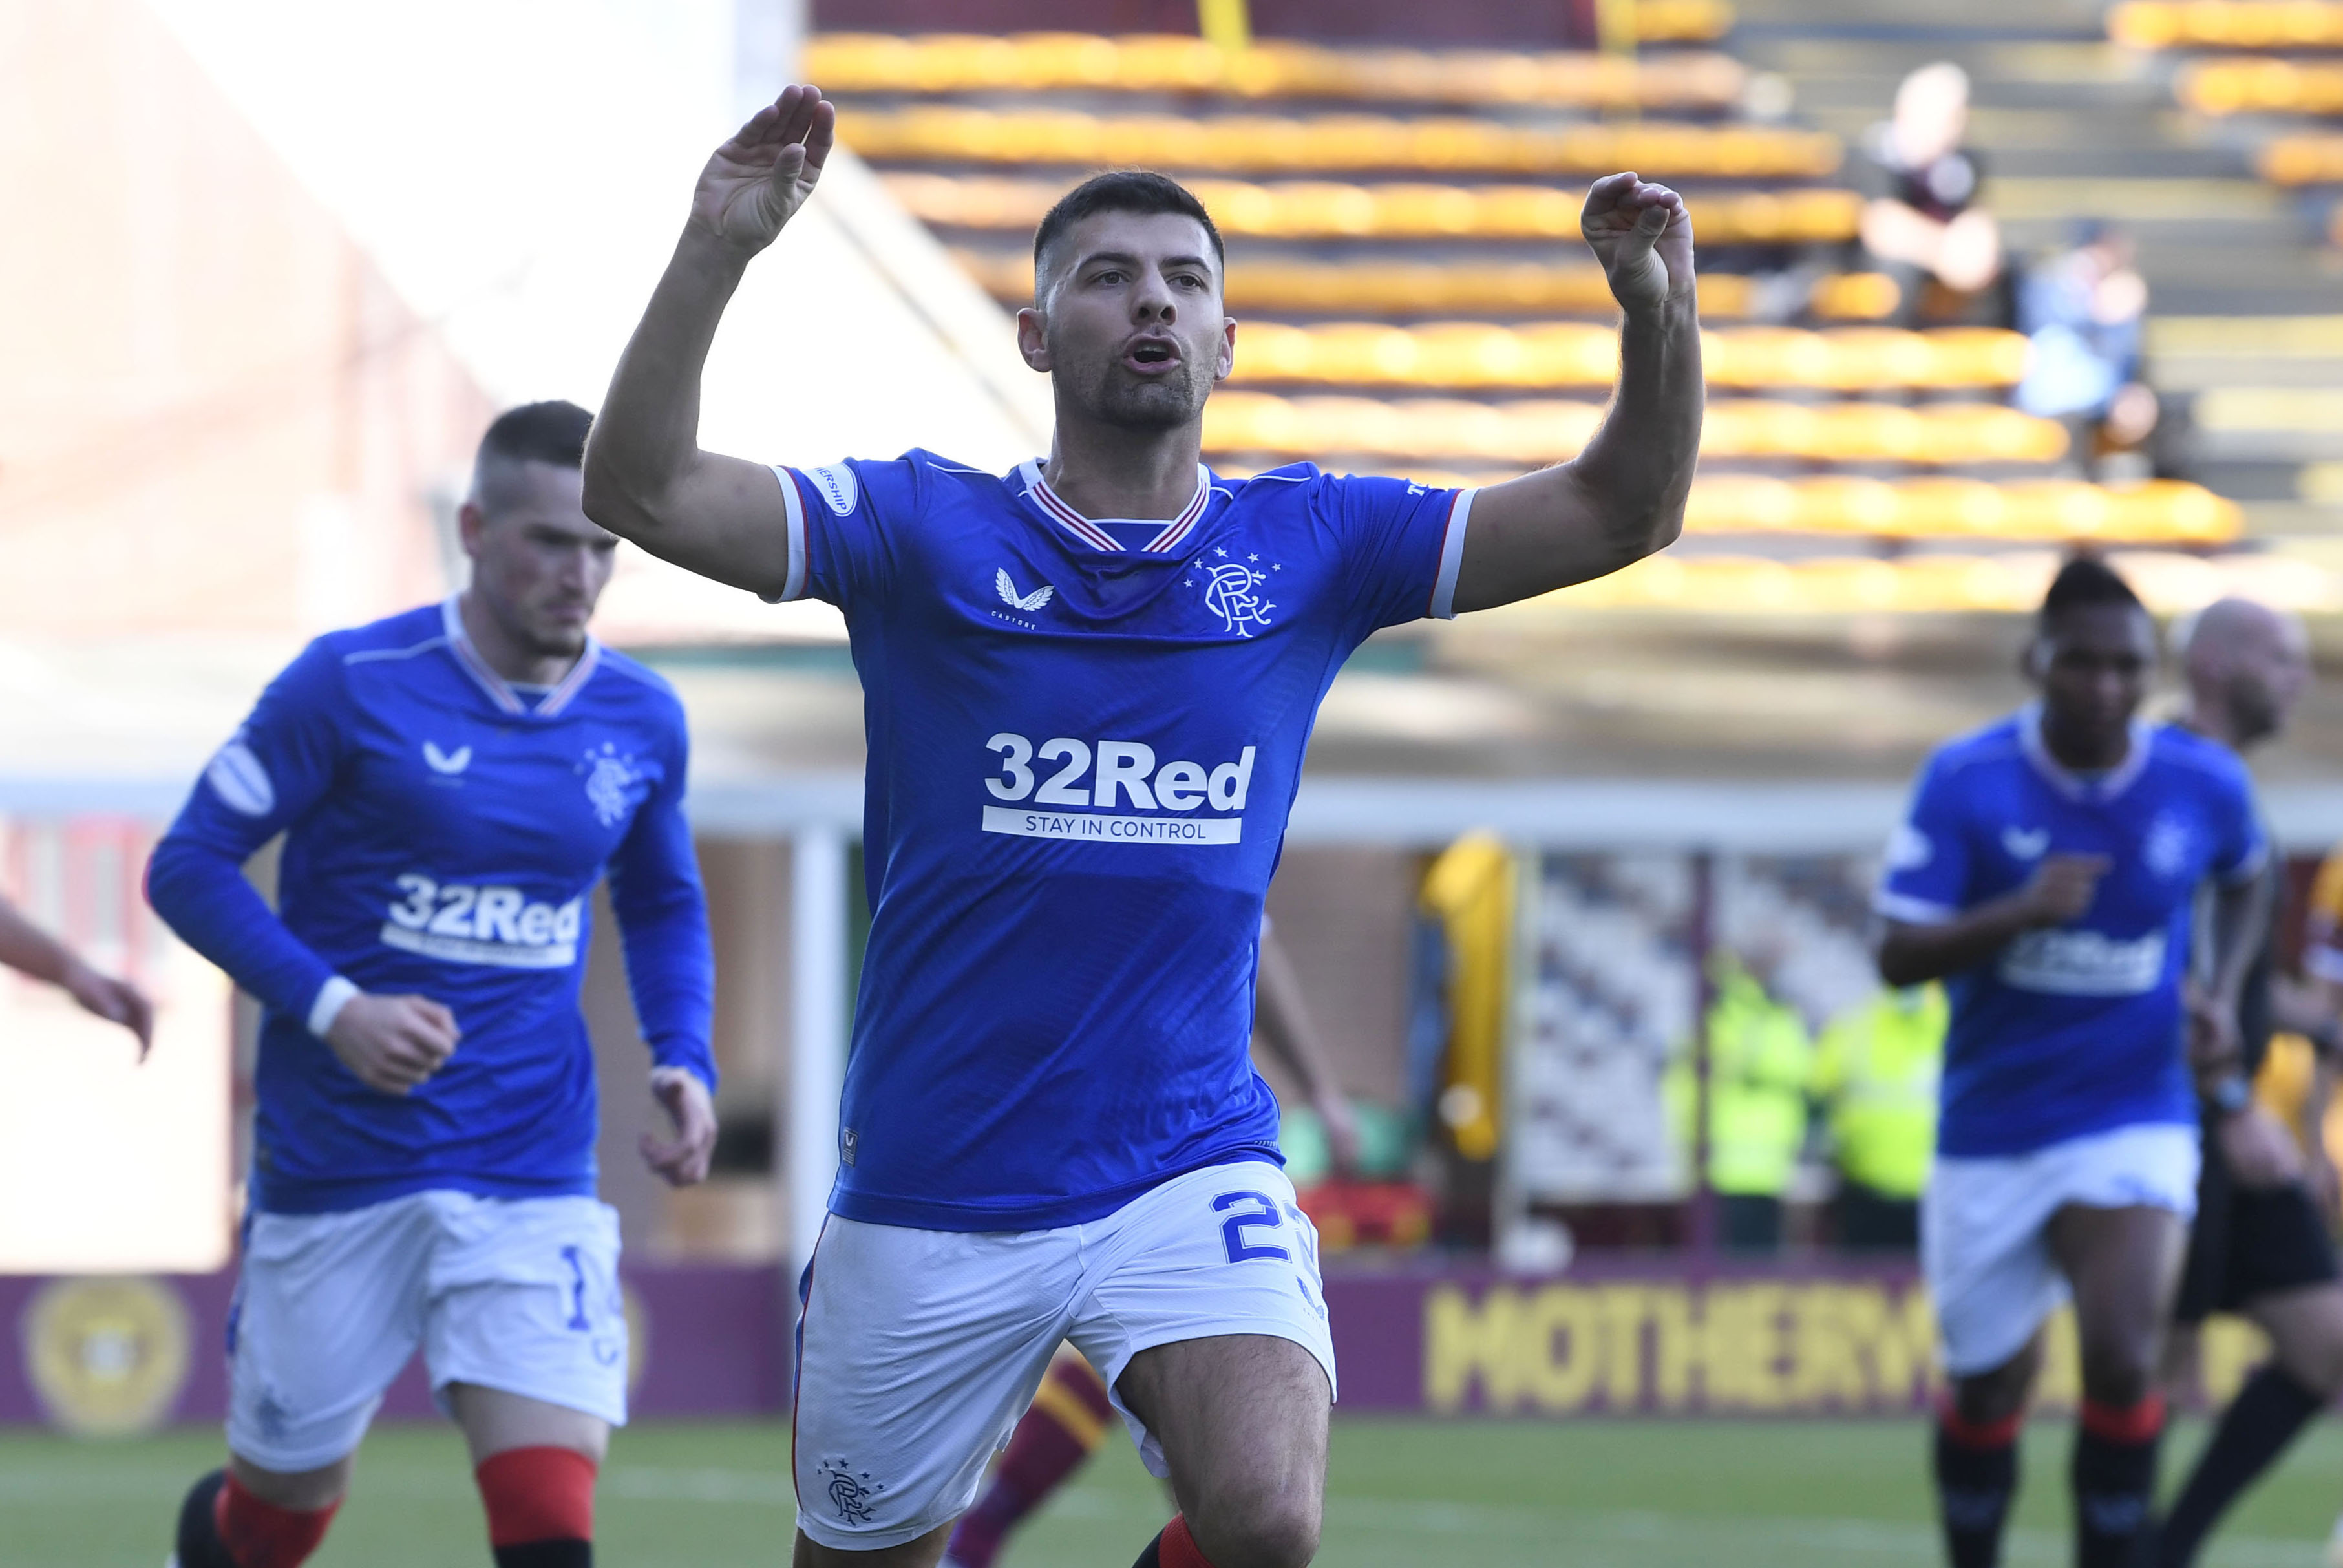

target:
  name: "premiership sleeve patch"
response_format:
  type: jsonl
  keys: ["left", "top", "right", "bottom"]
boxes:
{"left": 204, "top": 739, "right": 275, "bottom": 818}
{"left": 805, "top": 462, "right": 859, "bottom": 517}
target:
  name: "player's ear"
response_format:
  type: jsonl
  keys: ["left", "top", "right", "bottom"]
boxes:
{"left": 458, "top": 502, "right": 490, "bottom": 560}
{"left": 1016, "top": 305, "right": 1051, "bottom": 373}
{"left": 1216, "top": 317, "right": 1236, "bottom": 384}
{"left": 2020, "top": 635, "right": 2049, "bottom": 684}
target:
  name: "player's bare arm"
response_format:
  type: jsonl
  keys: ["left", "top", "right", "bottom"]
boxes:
{"left": 1875, "top": 853, "right": 2110, "bottom": 987}
{"left": 1449, "top": 173, "right": 1701, "bottom": 613}
{"left": 0, "top": 892, "right": 153, "bottom": 1054}
{"left": 582, "top": 85, "right": 836, "bottom": 593}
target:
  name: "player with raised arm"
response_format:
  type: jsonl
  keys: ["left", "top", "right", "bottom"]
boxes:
{"left": 150, "top": 402, "right": 719, "bottom": 1568}
{"left": 0, "top": 891, "right": 152, "bottom": 1053}
{"left": 583, "top": 84, "right": 1699, "bottom": 1568}
{"left": 1875, "top": 559, "right": 2268, "bottom": 1568}
{"left": 2154, "top": 598, "right": 2343, "bottom": 1568}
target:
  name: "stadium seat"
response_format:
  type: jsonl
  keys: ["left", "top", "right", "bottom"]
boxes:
{"left": 843, "top": 108, "right": 1841, "bottom": 179}
{"left": 1202, "top": 391, "right": 2070, "bottom": 464}
{"left": 2110, "top": 1, "right": 2343, "bottom": 50}
{"left": 950, "top": 250, "right": 1899, "bottom": 321}
{"left": 2261, "top": 134, "right": 2343, "bottom": 182}
{"left": 1222, "top": 322, "right": 2028, "bottom": 390}
{"left": 805, "top": 33, "right": 1748, "bottom": 109}
{"left": 2178, "top": 57, "right": 2343, "bottom": 114}
{"left": 886, "top": 173, "right": 1861, "bottom": 244}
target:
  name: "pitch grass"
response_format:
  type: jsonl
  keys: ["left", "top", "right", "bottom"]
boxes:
{"left": 5, "top": 1416, "right": 2342, "bottom": 1567}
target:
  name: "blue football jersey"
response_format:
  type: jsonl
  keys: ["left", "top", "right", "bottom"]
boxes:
{"left": 147, "top": 600, "right": 717, "bottom": 1214}
{"left": 769, "top": 451, "right": 1472, "bottom": 1229}
{"left": 1874, "top": 706, "right": 2264, "bottom": 1158}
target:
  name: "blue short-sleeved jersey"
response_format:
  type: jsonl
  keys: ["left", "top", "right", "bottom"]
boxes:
{"left": 1874, "top": 706, "right": 2265, "bottom": 1158}
{"left": 147, "top": 600, "right": 717, "bottom": 1214}
{"left": 768, "top": 451, "right": 1472, "bottom": 1230}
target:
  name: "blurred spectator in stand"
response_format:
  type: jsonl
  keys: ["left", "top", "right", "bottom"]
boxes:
{"left": 1811, "top": 983, "right": 1945, "bottom": 1251}
{"left": 2015, "top": 222, "right": 2163, "bottom": 483}
{"left": 1856, "top": 62, "right": 2006, "bottom": 326}
{"left": 1668, "top": 948, "right": 1813, "bottom": 1252}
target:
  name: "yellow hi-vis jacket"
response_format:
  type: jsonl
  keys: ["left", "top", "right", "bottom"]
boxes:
{"left": 1666, "top": 964, "right": 1812, "bottom": 1198}
{"left": 1810, "top": 985, "right": 1945, "bottom": 1201}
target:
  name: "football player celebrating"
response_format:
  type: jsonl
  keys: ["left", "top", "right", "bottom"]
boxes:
{"left": 584, "top": 86, "right": 1699, "bottom": 1568}
{"left": 151, "top": 401, "right": 717, "bottom": 1568}
{"left": 1875, "top": 558, "right": 2266, "bottom": 1568}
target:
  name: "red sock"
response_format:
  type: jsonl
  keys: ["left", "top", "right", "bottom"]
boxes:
{"left": 1937, "top": 1396, "right": 2023, "bottom": 1451}
{"left": 2080, "top": 1392, "right": 2166, "bottom": 1444}
{"left": 476, "top": 1445, "right": 598, "bottom": 1548}
{"left": 1156, "top": 1514, "right": 1216, "bottom": 1568}
{"left": 213, "top": 1474, "right": 337, "bottom": 1568}
{"left": 946, "top": 1356, "right": 1114, "bottom": 1567}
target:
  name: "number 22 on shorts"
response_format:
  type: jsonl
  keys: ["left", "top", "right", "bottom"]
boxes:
{"left": 1213, "top": 1191, "right": 1291, "bottom": 1264}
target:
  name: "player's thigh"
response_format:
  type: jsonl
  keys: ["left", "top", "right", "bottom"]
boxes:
{"left": 226, "top": 1200, "right": 438, "bottom": 1476}
{"left": 1924, "top": 1154, "right": 2068, "bottom": 1383}
{"left": 1115, "top": 1333, "right": 1330, "bottom": 1534}
{"left": 423, "top": 1194, "right": 631, "bottom": 1433}
{"left": 447, "top": 1381, "right": 610, "bottom": 1466}
{"left": 795, "top": 1217, "right": 1078, "bottom": 1554}
{"left": 792, "top": 1521, "right": 955, "bottom": 1568}
{"left": 2048, "top": 1202, "right": 2188, "bottom": 1386}
{"left": 1069, "top": 1163, "right": 1334, "bottom": 1499}
{"left": 2249, "top": 1282, "right": 2343, "bottom": 1392}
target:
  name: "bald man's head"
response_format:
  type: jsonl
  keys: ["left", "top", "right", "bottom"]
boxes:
{"left": 2176, "top": 595, "right": 2311, "bottom": 749}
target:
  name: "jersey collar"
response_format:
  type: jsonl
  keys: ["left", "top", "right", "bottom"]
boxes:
{"left": 440, "top": 595, "right": 601, "bottom": 719}
{"left": 2019, "top": 701, "right": 2155, "bottom": 803}
{"left": 1013, "top": 458, "right": 1212, "bottom": 555}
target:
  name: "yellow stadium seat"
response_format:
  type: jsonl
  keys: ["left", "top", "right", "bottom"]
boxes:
{"left": 2180, "top": 58, "right": 2343, "bottom": 114}
{"left": 805, "top": 32, "right": 1748, "bottom": 109}
{"left": 886, "top": 173, "right": 1860, "bottom": 244}
{"left": 842, "top": 108, "right": 1840, "bottom": 180}
{"left": 2112, "top": 1, "right": 2343, "bottom": 50}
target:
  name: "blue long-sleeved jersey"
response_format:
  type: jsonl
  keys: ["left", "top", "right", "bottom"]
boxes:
{"left": 147, "top": 599, "right": 716, "bottom": 1214}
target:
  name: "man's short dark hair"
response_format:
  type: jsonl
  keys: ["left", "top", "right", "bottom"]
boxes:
{"left": 1032, "top": 171, "right": 1225, "bottom": 284}
{"left": 478, "top": 400, "right": 593, "bottom": 471}
{"left": 2039, "top": 554, "right": 2145, "bottom": 626}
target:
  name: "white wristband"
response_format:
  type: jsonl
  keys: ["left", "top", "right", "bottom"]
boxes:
{"left": 308, "top": 977, "right": 359, "bottom": 1039}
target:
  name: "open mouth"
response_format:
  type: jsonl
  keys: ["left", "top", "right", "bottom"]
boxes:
{"left": 1123, "top": 337, "right": 1181, "bottom": 373}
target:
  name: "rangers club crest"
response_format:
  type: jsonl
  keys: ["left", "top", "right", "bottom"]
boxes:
{"left": 1187, "top": 547, "right": 1279, "bottom": 637}
{"left": 580, "top": 743, "right": 641, "bottom": 828}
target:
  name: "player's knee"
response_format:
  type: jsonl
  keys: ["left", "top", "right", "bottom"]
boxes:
{"left": 1192, "top": 1488, "right": 1322, "bottom": 1568}
{"left": 2077, "top": 1340, "right": 2157, "bottom": 1408}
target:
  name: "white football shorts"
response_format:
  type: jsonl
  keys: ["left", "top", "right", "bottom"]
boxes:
{"left": 226, "top": 1190, "right": 627, "bottom": 1472}
{"left": 791, "top": 1159, "right": 1336, "bottom": 1552}
{"left": 1924, "top": 1121, "right": 2200, "bottom": 1377}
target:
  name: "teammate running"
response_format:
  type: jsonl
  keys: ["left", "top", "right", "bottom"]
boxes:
{"left": 583, "top": 85, "right": 1699, "bottom": 1568}
{"left": 1876, "top": 558, "right": 2267, "bottom": 1568}
{"left": 0, "top": 890, "right": 151, "bottom": 1052}
{"left": 150, "top": 401, "right": 717, "bottom": 1568}
{"left": 2155, "top": 597, "right": 2343, "bottom": 1568}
